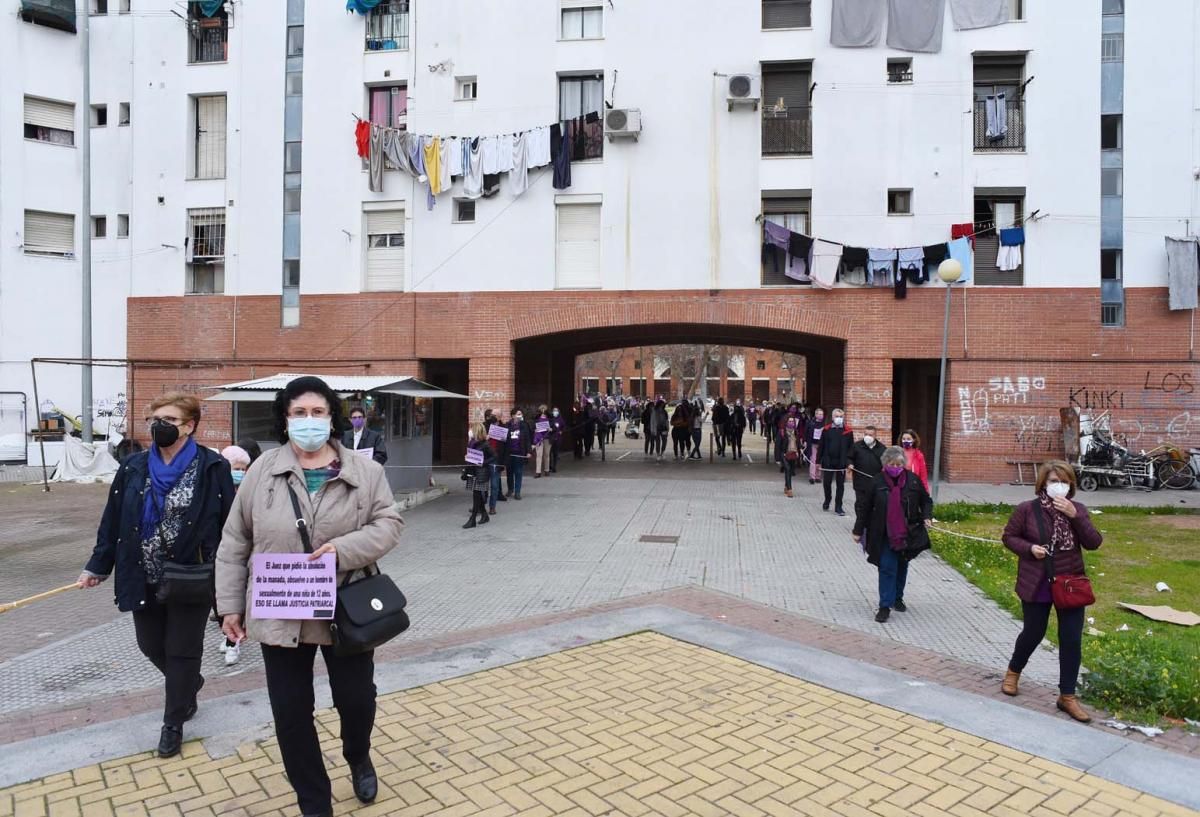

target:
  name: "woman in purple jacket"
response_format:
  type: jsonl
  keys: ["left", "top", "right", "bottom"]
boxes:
{"left": 1001, "top": 461, "right": 1103, "bottom": 723}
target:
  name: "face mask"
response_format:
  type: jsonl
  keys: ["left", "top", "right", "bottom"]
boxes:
{"left": 514, "top": 414, "right": 523, "bottom": 422}
{"left": 786, "top": 420, "right": 797, "bottom": 429}
{"left": 151, "top": 419, "right": 182, "bottom": 448}
{"left": 863, "top": 435, "right": 875, "bottom": 446}
{"left": 467, "top": 430, "right": 474, "bottom": 441}
{"left": 231, "top": 470, "right": 245, "bottom": 485}
{"left": 884, "top": 465, "right": 905, "bottom": 477}
{"left": 833, "top": 417, "right": 844, "bottom": 427}
{"left": 815, "top": 414, "right": 824, "bottom": 422}
{"left": 287, "top": 417, "right": 331, "bottom": 452}
{"left": 351, "top": 417, "right": 365, "bottom": 430}
{"left": 552, "top": 410, "right": 560, "bottom": 417}
{"left": 902, "top": 440, "right": 914, "bottom": 449}
{"left": 1046, "top": 482, "right": 1070, "bottom": 499}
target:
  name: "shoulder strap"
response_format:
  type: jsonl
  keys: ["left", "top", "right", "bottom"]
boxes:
{"left": 1033, "top": 504, "right": 1055, "bottom": 581}
{"left": 286, "top": 483, "right": 314, "bottom": 554}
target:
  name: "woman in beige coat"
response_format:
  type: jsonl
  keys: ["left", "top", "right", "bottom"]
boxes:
{"left": 216, "top": 376, "right": 403, "bottom": 817}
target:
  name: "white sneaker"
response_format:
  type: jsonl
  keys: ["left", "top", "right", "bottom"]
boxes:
{"left": 224, "top": 642, "right": 241, "bottom": 666}
{"left": 217, "top": 640, "right": 227, "bottom": 652}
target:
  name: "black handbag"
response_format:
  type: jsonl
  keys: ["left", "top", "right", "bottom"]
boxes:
{"left": 287, "top": 485, "right": 409, "bottom": 656}
{"left": 155, "top": 509, "right": 214, "bottom": 605}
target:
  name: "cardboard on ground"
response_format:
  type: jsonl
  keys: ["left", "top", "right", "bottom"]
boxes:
{"left": 1117, "top": 602, "right": 1200, "bottom": 627}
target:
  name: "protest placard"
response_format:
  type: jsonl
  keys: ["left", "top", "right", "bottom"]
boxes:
{"left": 250, "top": 553, "right": 336, "bottom": 620}
{"left": 465, "top": 447, "right": 484, "bottom": 465}
{"left": 487, "top": 424, "right": 509, "bottom": 442}
{"left": 535, "top": 420, "right": 550, "bottom": 434}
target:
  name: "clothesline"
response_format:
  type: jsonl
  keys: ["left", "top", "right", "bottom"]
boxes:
{"left": 759, "top": 210, "right": 1036, "bottom": 250}
{"left": 350, "top": 111, "right": 600, "bottom": 144}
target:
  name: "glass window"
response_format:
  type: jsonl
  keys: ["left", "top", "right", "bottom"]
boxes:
{"left": 368, "top": 85, "right": 407, "bottom": 129}
{"left": 887, "top": 189, "right": 912, "bottom": 215}
{"left": 91, "top": 105, "right": 107, "bottom": 127}
{"left": 455, "top": 199, "right": 476, "bottom": 223}
{"left": 283, "top": 259, "right": 300, "bottom": 287}
{"left": 91, "top": 216, "right": 107, "bottom": 238}
{"left": 117, "top": 214, "right": 129, "bottom": 237}
{"left": 284, "top": 141, "right": 302, "bottom": 172}
{"left": 561, "top": 6, "right": 602, "bottom": 39}
{"left": 887, "top": 58, "right": 912, "bottom": 83}
{"left": 118, "top": 102, "right": 130, "bottom": 125}
{"left": 287, "top": 26, "right": 304, "bottom": 57}
{"left": 284, "top": 189, "right": 301, "bottom": 213}
{"left": 1101, "top": 249, "right": 1121, "bottom": 280}
{"left": 286, "top": 72, "right": 303, "bottom": 96}
{"left": 1102, "top": 0, "right": 1123, "bottom": 14}
{"left": 1101, "top": 114, "right": 1122, "bottom": 150}
{"left": 1101, "top": 168, "right": 1122, "bottom": 196}
{"left": 558, "top": 75, "right": 604, "bottom": 160}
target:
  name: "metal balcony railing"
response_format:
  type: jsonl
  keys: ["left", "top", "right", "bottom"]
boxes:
{"left": 762, "top": 107, "right": 812, "bottom": 156}
{"left": 973, "top": 97, "right": 1025, "bottom": 152}
{"left": 189, "top": 18, "right": 228, "bottom": 64}
{"left": 366, "top": 2, "right": 410, "bottom": 51}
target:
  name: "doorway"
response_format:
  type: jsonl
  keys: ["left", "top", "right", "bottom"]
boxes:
{"left": 422, "top": 359, "right": 468, "bottom": 464}
{"left": 892, "top": 359, "right": 940, "bottom": 454}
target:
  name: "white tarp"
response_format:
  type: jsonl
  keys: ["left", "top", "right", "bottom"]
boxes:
{"left": 50, "top": 435, "right": 120, "bottom": 483}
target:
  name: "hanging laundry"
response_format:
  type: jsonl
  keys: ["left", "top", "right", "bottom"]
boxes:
{"left": 785, "top": 232, "right": 813, "bottom": 282}
{"left": 999, "top": 227, "right": 1025, "bottom": 246}
{"left": 482, "top": 173, "right": 501, "bottom": 198}
{"left": 384, "top": 129, "right": 417, "bottom": 177}
{"left": 886, "top": 0, "right": 944, "bottom": 53}
{"left": 355, "top": 119, "right": 370, "bottom": 159}
{"left": 1165, "top": 237, "right": 1199, "bottom": 310}
{"left": 949, "top": 0, "right": 1009, "bottom": 30}
{"left": 464, "top": 138, "right": 483, "bottom": 199}
{"left": 368, "top": 125, "right": 384, "bottom": 193}
{"left": 762, "top": 221, "right": 790, "bottom": 250}
{"left": 481, "top": 136, "right": 501, "bottom": 175}
{"left": 868, "top": 248, "right": 897, "bottom": 288}
{"left": 550, "top": 123, "right": 572, "bottom": 190}
{"left": 922, "top": 242, "right": 949, "bottom": 282}
{"left": 443, "top": 136, "right": 462, "bottom": 179}
{"left": 830, "top": 0, "right": 885, "bottom": 47}
{"left": 947, "top": 237, "right": 974, "bottom": 283}
{"left": 762, "top": 242, "right": 786, "bottom": 276}
{"left": 986, "top": 92, "right": 1008, "bottom": 141}
{"left": 510, "top": 131, "right": 530, "bottom": 196}
{"left": 423, "top": 136, "right": 442, "bottom": 195}
{"left": 408, "top": 136, "right": 427, "bottom": 184}
{"left": 788, "top": 232, "right": 813, "bottom": 260}
{"left": 527, "top": 125, "right": 552, "bottom": 168}
{"left": 810, "top": 240, "right": 843, "bottom": 290}
{"left": 996, "top": 226, "right": 1024, "bottom": 271}
{"left": 839, "top": 246, "right": 870, "bottom": 286}
{"left": 762, "top": 221, "right": 792, "bottom": 278}
{"left": 897, "top": 247, "right": 926, "bottom": 288}
{"left": 496, "top": 134, "right": 515, "bottom": 174}
{"left": 950, "top": 222, "right": 975, "bottom": 247}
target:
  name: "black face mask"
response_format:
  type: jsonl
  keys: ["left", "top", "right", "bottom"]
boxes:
{"left": 151, "top": 419, "right": 182, "bottom": 448}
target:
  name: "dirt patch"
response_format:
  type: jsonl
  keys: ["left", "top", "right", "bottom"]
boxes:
{"left": 1160, "top": 515, "right": 1200, "bottom": 530}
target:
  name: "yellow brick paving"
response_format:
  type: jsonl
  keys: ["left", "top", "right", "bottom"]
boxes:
{"left": 3, "top": 632, "right": 1195, "bottom": 817}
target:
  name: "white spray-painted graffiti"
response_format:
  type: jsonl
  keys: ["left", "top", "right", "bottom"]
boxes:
{"left": 959, "top": 376, "right": 1047, "bottom": 435}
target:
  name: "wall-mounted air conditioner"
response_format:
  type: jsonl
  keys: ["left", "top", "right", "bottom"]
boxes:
{"left": 605, "top": 108, "right": 642, "bottom": 141}
{"left": 727, "top": 74, "right": 760, "bottom": 111}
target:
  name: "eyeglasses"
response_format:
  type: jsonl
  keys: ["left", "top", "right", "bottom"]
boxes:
{"left": 287, "top": 407, "right": 330, "bottom": 419}
{"left": 145, "top": 415, "right": 186, "bottom": 428}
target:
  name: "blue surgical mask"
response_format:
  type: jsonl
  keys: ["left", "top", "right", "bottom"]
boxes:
{"left": 231, "top": 470, "right": 245, "bottom": 485}
{"left": 287, "top": 417, "right": 331, "bottom": 452}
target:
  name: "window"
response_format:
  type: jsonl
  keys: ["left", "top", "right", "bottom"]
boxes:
{"left": 191, "top": 95, "right": 227, "bottom": 179}
{"left": 580, "top": 378, "right": 600, "bottom": 396}
{"left": 1101, "top": 252, "right": 1124, "bottom": 328}
{"left": 23, "top": 210, "right": 74, "bottom": 256}
{"left": 1008, "top": 0, "right": 1023, "bottom": 20}
{"left": 284, "top": 189, "right": 302, "bottom": 213}
{"left": 761, "top": 194, "right": 810, "bottom": 285}
{"left": 187, "top": 2, "right": 228, "bottom": 63}
{"left": 286, "top": 72, "right": 303, "bottom": 96}
{"left": 561, "top": 4, "right": 602, "bottom": 39}
{"left": 973, "top": 190, "right": 1024, "bottom": 285}
{"left": 455, "top": 76, "right": 478, "bottom": 101}
{"left": 283, "top": 259, "right": 300, "bottom": 288}
{"left": 368, "top": 85, "right": 406, "bottom": 130}
{"left": 284, "top": 141, "right": 302, "bottom": 173}
{"left": 286, "top": 26, "right": 304, "bottom": 57}
{"left": 973, "top": 56, "right": 1025, "bottom": 151}
{"left": 1102, "top": 34, "right": 1123, "bottom": 62}
{"left": 756, "top": 360, "right": 766, "bottom": 371}
{"left": 23, "top": 96, "right": 75, "bottom": 146}
{"left": 365, "top": 1, "right": 409, "bottom": 51}
{"left": 1101, "top": 168, "right": 1122, "bottom": 197}
{"left": 119, "top": 0, "right": 130, "bottom": 12}
{"left": 186, "top": 207, "right": 225, "bottom": 294}
{"left": 1101, "top": 114, "right": 1122, "bottom": 150}
{"left": 1101, "top": 249, "right": 1121, "bottom": 281}
{"left": 117, "top": 214, "right": 129, "bottom": 237}
{"left": 559, "top": 74, "right": 604, "bottom": 160}
{"left": 1102, "top": 0, "right": 1123, "bottom": 14}
{"left": 90, "top": 0, "right": 107, "bottom": 14}
{"left": 762, "top": 0, "right": 811, "bottom": 29}
{"left": 555, "top": 202, "right": 602, "bottom": 289}
{"left": 364, "top": 209, "right": 405, "bottom": 291}
{"left": 91, "top": 216, "right": 107, "bottom": 238}
{"left": 20, "top": 0, "right": 78, "bottom": 32}
{"left": 90, "top": 104, "right": 107, "bottom": 127}
{"left": 633, "top": 360, "right": 642, "bottom": 370}
{"left": 454, "top": 199, "right": 476, "bottom": 223}
{"left": 887, "top": 189, "right": 912, "bottom": 215}
{"left": 118, "top": 102, "right": 130, "bottom": 125}
{"left": 887, "top": 58, "right": 912, "bottom": 84}
{"left": 761, "top": 62, "right": 812, "bottom": 156}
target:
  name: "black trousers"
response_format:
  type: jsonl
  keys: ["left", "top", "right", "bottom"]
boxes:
{"left": 822, "top": 470, "right": 846, "bottom": 510}
{"left": 1008, "top": 602, "right": 1085, "bottom": 694}
{"left": 132, "top": 587, "right": 208, "bottom": 727}
{"left": 852, "top": 485, "right": 872, "bottom": 535}
{"left": 261, "top": 643, "right": 377, "bottom": 815}
{"left": 550, "top": 441, "right": 559, "bottom": 471}
{"left": 729, "top": 429, "right": 743, "bottom": 459}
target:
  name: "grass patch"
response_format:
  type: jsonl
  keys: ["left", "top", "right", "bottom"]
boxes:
{"left": 930, "top": 500, "right": 1200, "bottom": 723}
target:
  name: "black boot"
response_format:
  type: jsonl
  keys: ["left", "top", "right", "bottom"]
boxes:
{"left": 479, "top": 508, "right": 490, "bottom": 525}
{"left": 157, "top": 724, "right": 183, "bottom": 758}
{"left": 183, "top": 675, "right": 205, "bottom": 722}
{"left": 350, "top": 757, "right": 378, "bottom": 803}
{"left": 463, "top": 515, "right": 477, "bottom": 529}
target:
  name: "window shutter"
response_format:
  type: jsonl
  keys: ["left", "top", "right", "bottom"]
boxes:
{"left": 24, "top": 210, "right": 75, "bottom": 255}
{"left": 196, "top": 95, "right": 227, "bottom": 178}
{"left": 365, "top": 210, "right": 405, "bottom": 291}
{"left": 556, "top": 204, "right": 601, "bottom": 289}
{"left": 762, "top": 67, "right": 810, "bottom": 108}
{"left": 24, "top": 96, "right": 75, "bottom": 131}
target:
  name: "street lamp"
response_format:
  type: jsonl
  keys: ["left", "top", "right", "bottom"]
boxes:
{"left": 930, "top": 257, "right": 963, "bottom": 505}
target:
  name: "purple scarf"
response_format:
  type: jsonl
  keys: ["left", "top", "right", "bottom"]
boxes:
{"left": 883, "top": 469, "right": 908, "bottom": 551}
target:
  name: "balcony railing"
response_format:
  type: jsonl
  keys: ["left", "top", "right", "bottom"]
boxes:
{"left": 973, "top": 97, "right": 1025, "bottom": 152}
{"left": 762, "top": 107, "right": 812, "bottom": 156}
{"left": 366, "top": 2, "right": 410, "bottom": 51}
{"left": 189, "top": 18, "right": 228, "bottom": 64}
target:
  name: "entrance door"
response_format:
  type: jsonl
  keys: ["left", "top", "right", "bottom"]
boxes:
{"left": 892, "top": 359, "right": 940, "bottom": 453}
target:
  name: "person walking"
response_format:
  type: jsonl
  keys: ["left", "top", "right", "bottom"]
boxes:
{"left": 549, "top": 406, "right": 565, "bottom": 473}
{"left": 641, "top": 399, "right": 655, "bottom": 459}
{"left": 505, "top": 408, "right": 533, "bottom": 499}
{"left": 900, "top": 429, "right": 929, "bottom": 491}
{"left": 780, "top": 416, "right": 802, "bottom": 497}
{"left": 689, "top": 398, "right": 706, "bottom": 459}
{"left": 670, "top": 402, "right": 690, "bottom": 460}
{"left": 863, "top": 446, "right": 933, "bottom": 623}
{"left": 463, "top": 422, "right": 494, "bottom": 528}
{"left": 532, "top": 405, "right": 552, "bottom": 478}
{"left": 818, "top": 408, "right": 853, "bottom": 516}
{"left": 1000, "top": 461, "right": 1103, "bottom": 723}
{"left": 582, "top": 399, "right": 596, "bottom": 456}
{"left": 806, "top": 408, "right": 825, "bottom": 484}
{"left": 728, "top": 400, "right": 747, "bottom": 460}
{"left": 341, "top": 407, "right": 388, "bottom": 465}
{"left": 606, "top": 400, "right": 619, "bottom": 444}
{"left": 78, "top": 392, "right": 235, "bottom": 758}
{"left": 236, "top": 437, "right": 263, "bottom": 465}
{"left": 746, "top": 402, "right": 758, "bottom": 435}
{"left": 484, "top": 413, "right": 507, "bottom": 514}
{"left": 711, "top": 398, "right": 730, "bottom": 457}
{"left": 848, "top": 426, "right": 886, "bottom": 545}
{"left": 216, "top": 444, "right": 253, "bottom": 665}
{"left": 216, "top": 375, "right": 404, "bottom": 817}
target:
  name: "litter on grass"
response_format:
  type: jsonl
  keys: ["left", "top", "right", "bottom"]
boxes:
{"left": 1118, "top": 603, "right": 1200, "bottom": 627}
{"left": 1100, "top": 720, "right": 1164, "bottom": 738}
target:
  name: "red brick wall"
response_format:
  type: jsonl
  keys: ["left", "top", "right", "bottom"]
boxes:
{"left": 126, "top": 287, "right": 1199, "bottom": 482}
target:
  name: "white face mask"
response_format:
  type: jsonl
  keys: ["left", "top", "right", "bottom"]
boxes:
{"left": 467, "top": 430, "right": 474, "bottom": 441}
{"left": 833, "top": 417, "right": 844, "bottom": 426}
{"left": 863, "top": 435, "right": 875, "bottom": 446}
{"left": 1046, "top": 482, "right": 1070, "bottom": 499}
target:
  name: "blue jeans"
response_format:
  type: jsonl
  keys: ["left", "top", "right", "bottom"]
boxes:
{"left": 877, "top": 547, "right": 909, "bottom": 609}
{"left": 507, "top": 456, "right": 525, "bottom": 495}
{"left": 489, "top": 465, "right": 502, "bottom": 511}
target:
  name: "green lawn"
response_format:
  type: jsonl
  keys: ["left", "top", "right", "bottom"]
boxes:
{"left": 929, "top": 501, "right": 1200, "bottom": 724}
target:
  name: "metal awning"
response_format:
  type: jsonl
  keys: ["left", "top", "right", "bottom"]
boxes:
{"left": 206, "top": 374, "right": 467, "bottom": 402}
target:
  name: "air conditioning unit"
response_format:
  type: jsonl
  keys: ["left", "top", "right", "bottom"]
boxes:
{"left": 727, "top": 73, "right": 760, "bottom": 111}
{"left": 604, "top": 108, "right": 641, "bottom": 141}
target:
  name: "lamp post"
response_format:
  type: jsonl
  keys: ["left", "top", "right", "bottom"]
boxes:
{"left": 930, "top": 258, "right": 963, "bottom": 505}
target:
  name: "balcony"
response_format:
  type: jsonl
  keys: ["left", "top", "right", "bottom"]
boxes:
{"left": 366, "top": 2, "right": 410, "bottom": 51}
{"left": 973, "top": 97, "right": 1025, "bottom": 152}
{"left": 19, "top": 0, "right": 76, "bottom": 33}
{"left": 762, "top": 107, "right": 812, "bottom": 156}
{"left": 189, "top": 18, "right": 228, "bottom": 64}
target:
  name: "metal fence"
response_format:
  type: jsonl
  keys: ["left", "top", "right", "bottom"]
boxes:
{"left": 973, "top": 97, "right": 1025, "bottom": 151}
{"left": 762, "top": 107, "right": 812, "bottom": 156}
{"left": 366, "top": 2, "right": 410, "bottom": 51}
{"left": 189, "top": 19, "right": 228, "bottom": 64}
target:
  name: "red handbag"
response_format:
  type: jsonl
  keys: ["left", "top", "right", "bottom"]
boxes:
{"left": 1035, "top": 506, "right": 1095, "bottom": 609}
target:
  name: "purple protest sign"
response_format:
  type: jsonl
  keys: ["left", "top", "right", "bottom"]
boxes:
{"left": 250, "top": 553, "right": 336, "bottom": 620}
{"left": 487, "top": 424, "right": 509, "bottom": 442}
{"left": 465, "top": 447, "right": 484, "bottom": 465}
{"left": 535, "top": 420, "right": 551, "bottom": 434}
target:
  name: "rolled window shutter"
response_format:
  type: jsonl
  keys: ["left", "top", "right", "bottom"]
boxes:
{"left": 364, "top": 210, "right": 405, "bottom": 291}
{"left": 556, "top": 204, "right": 601, "bottom": 289}
{"left": 24, "top": 210, "right": 75, "bottom": 254}
{"left": 24, "top": 97, "right": 75, "bottom": 131}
